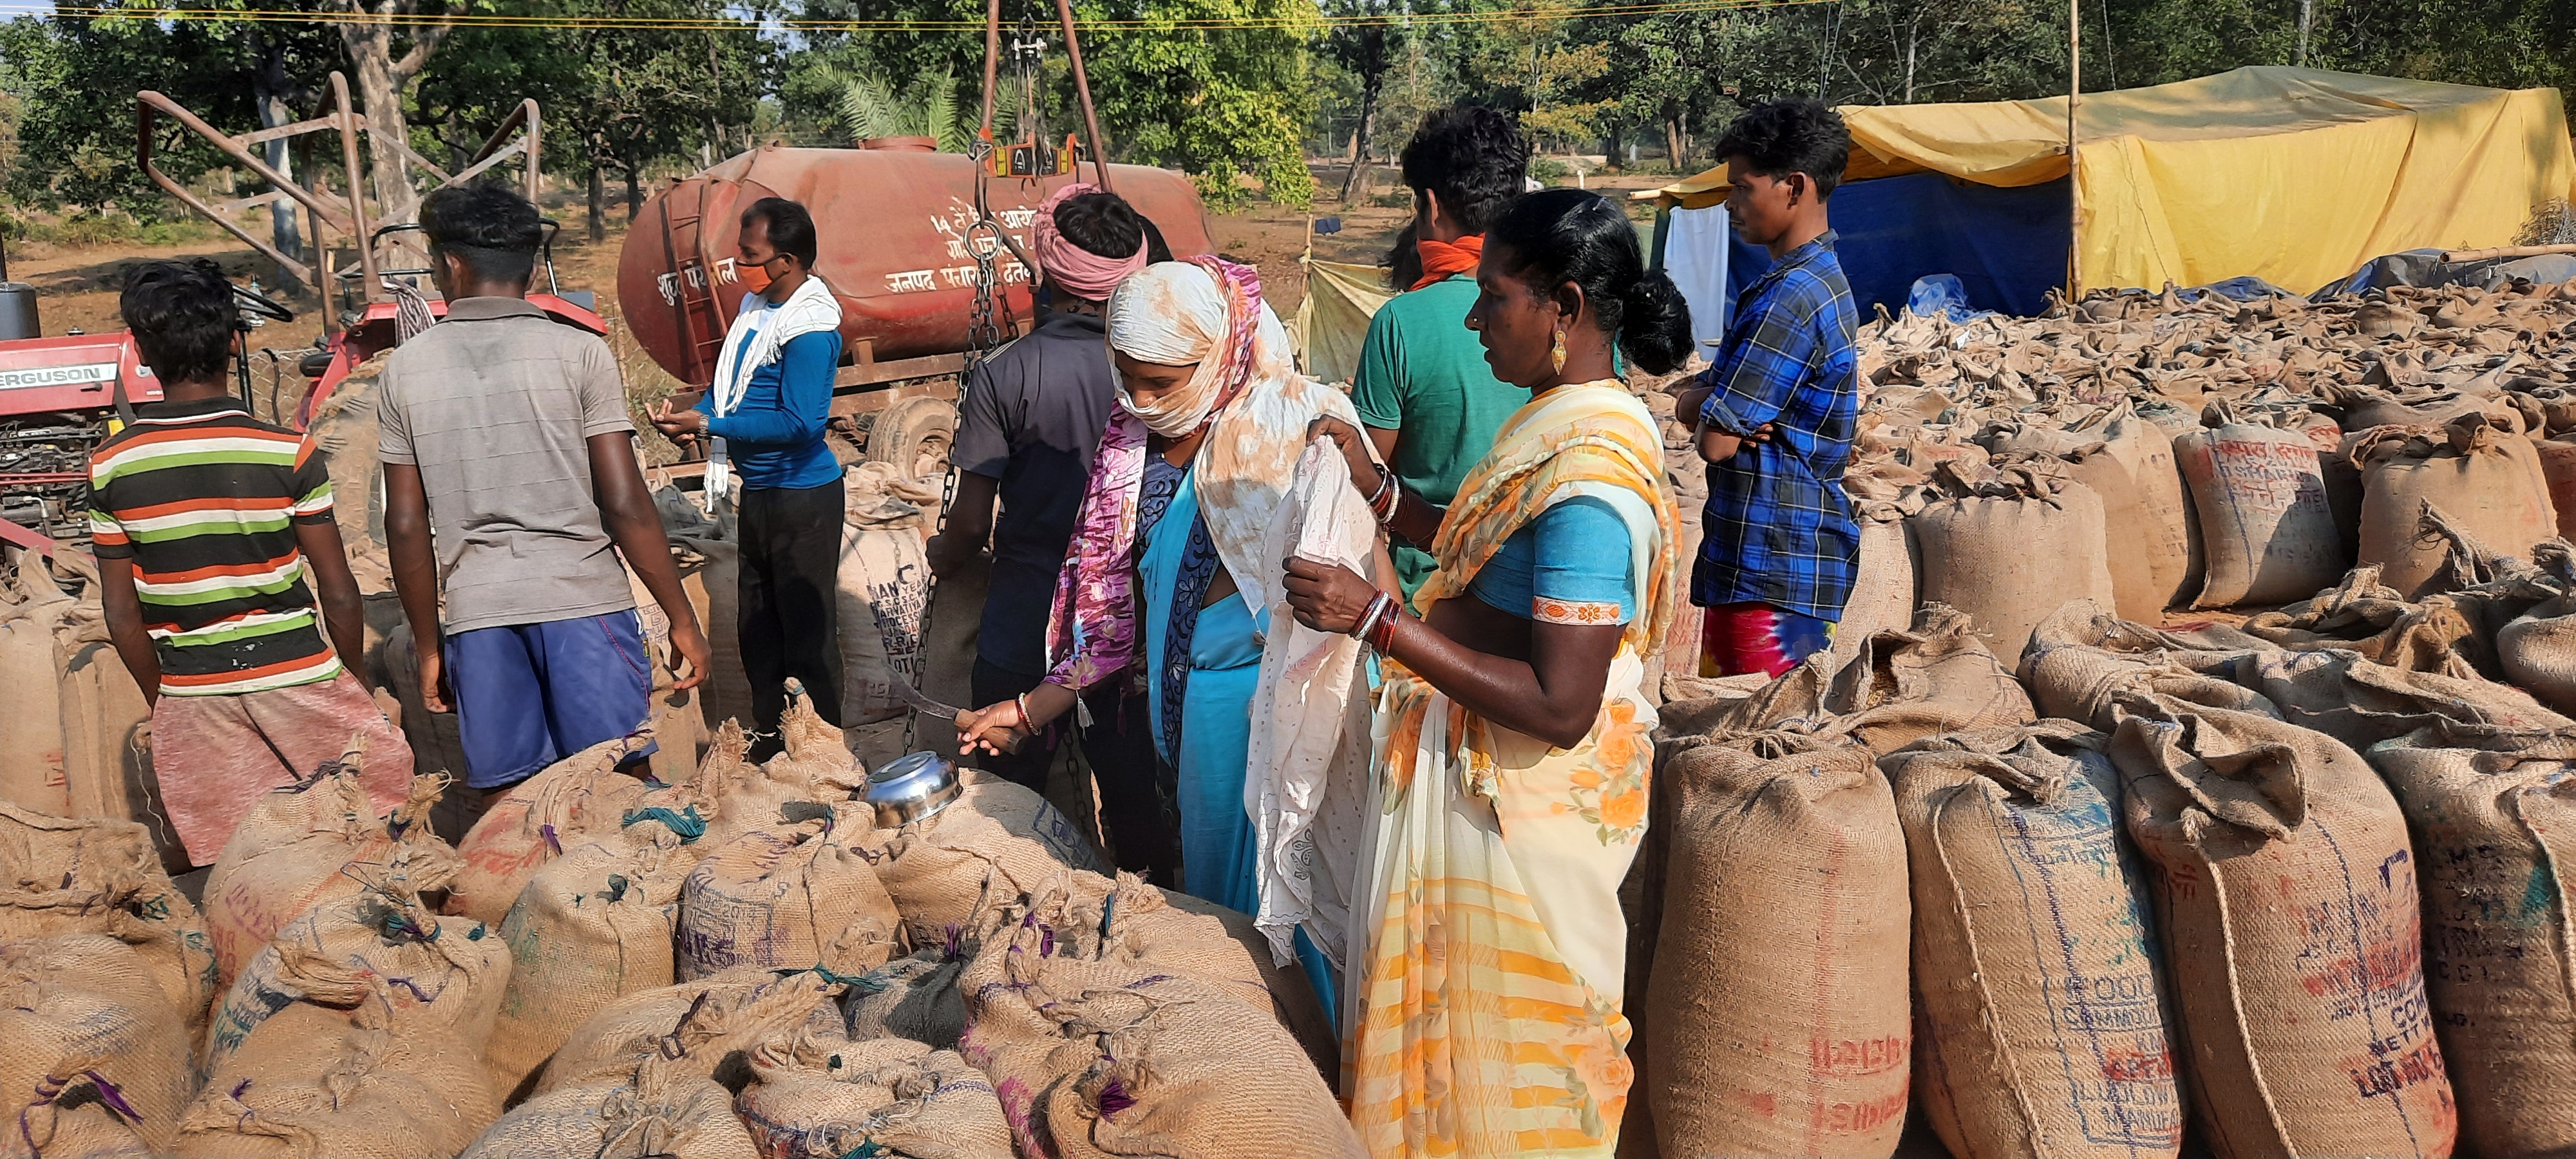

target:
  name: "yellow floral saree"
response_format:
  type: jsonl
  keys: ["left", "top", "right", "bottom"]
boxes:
{"left": 1347, "top": 380, "right": 1680, "bottom": 1158}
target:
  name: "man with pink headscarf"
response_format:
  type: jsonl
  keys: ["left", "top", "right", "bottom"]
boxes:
{"left": 927, "top": 184, "right": 1177, "bottom": 882}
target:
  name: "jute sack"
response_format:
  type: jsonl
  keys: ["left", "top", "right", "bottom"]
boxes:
{"left": 2242, "top": 564, "right": 2496, "bottom": 680}
{"left": 204, "top": 872, "right": 507, "bottom": 1080}
{"left": 0, "top": 803, "right": 217, "bottom": 1039}
{"left": 2175, "top": 413, "right": 2347, "bottom": 608}
{"left": 1884, "top": 724, "right": 2184, "bottom": 1159}
{"left": 688, "top": 697, "right": 858, "bottom": 855}
{"left": 956, "top": 905, "right": 1363, "bottom": 1159}
{"left": 1006, "top": 870, "right": 1341, "bottom": 1078}
{"left": 1909, "top": 463, "right": 2117, "bottom": 659}
{"left": 0, "top": 935, "right": 193, "bottom": 1156}
{"left": 865, "top": 768, "right": 1108, "bottom": 944}
{"left": 536, "top": 966, "right": 847, "bottom": 1097}
{"left": 2539, "top": 436, "right": 2576, "bottom": 540}
{"left": 1824, "top": 513, "right": 1915, "bottom": 668}
{"left": 2354, "top": 414, "right": 2559, "bottom": 598}
{"left": 177, "top": 996, "right": 499, "bottom": 1159}
{"left": 457, "top": 1055, "right": 757, "bottom": 1159}
{"left": 2209, "top": 643, "right": 2571, "bottom": 751}
{"left": 1680, "top": 605, "right": 2034, "bottom": 759}
{"left": 50, "top": 590, "right": 161, "bottom": 861}
{"left": 200, "top": 747, "right": 455, "bottom": 988}
{"left": 735, "top": 1032, "right": 1014, "bottom": 1159}
{"left": 2368, "top": 722, "right": 2576, "bottom": 1158}
{"left": 623, "top": 558, "right": 709, "bottom": 787}
{"left": 2071, "top": 402, "right": 2201, "bottom": 615}
{"left": 2108, "top": 693, "right": 2455, "bottom": 1157}
{"left": 838, "top": 462, "right": 935, "bottom": 727}
{"left": 444, "top": 731, "right": 655, "bottom": 927}
{"left": 0, "top": 556, "right": 73, "bottom": 815}
{"left": 676, "top": 800, "right": 900, "bottom": 980}
{"left": 484, "top": 829, "right": 696, "bottom": 1098}
{"left": 2500, "top": 587, "right": 2576, "bottom": 715}
{"left": 841, "top": 943, "right": 969, "bottom": 1050}
{"left": 673, "top": 535, "right": 755, "bottom": 734}
{"left": 1640, "top": 743, "right": 1911, "bottom": 1158}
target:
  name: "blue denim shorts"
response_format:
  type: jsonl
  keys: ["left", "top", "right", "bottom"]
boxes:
{"left": 448, "top": 608, "right": 658, "bottom": 789}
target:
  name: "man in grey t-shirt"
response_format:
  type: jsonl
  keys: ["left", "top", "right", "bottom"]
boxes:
{"left": 380, "top": 182, "right": 709, "bottom": 805}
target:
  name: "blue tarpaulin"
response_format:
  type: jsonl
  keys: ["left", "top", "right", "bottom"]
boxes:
{"left": 1701, "top": 171, "right": 2072, "bottom": 328}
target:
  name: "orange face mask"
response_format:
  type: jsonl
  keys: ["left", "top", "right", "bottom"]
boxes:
{"left": 737, "top": 256, "right": 775, "bottom": 294}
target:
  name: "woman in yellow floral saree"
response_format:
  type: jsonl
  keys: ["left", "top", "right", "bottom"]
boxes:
{"left": 1285, "top": 188, "right": 1694, "bottom": 1158}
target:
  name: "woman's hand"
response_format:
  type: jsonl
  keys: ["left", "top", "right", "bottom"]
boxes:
{"left": 1306, "top": 415, "right": 1379, "bottom": 498}
{"left": 1282, "top": 556, "right": 1383, "bottom": 634}
{"left": 954, "top": 701, "right": 1030, "bottom": 757}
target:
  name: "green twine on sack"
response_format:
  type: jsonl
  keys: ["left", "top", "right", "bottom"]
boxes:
{"left": 835, "top": 1144, "right": 886, "bottom": 1159}
{"left": 621, "top": 804, "right": 706, "bottom": 842}
{"left": 795, "top": 965, "right": 888, "bottom": 995}
{"left": 606, "top": 874, "right": 631, "bottom": 904}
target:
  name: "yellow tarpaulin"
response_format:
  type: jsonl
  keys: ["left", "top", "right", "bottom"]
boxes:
{"left": 1647, "top": 66, "right": 2576, "bottom": 294}
{"left": 1292, "top": 258, "right": 1396, "bottom": 385}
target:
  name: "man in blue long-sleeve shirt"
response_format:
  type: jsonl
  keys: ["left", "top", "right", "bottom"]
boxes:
{"left": 652, "top": 197, "right": 845, "bottom": 753}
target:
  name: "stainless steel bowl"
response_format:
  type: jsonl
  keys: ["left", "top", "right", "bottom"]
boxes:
{"left": 865, "top": 751, "right": 962, "bottom": 827}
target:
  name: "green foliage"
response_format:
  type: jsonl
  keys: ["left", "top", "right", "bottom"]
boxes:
{"left": 1527, "top": 155, "right": 1567, "bottom": 182}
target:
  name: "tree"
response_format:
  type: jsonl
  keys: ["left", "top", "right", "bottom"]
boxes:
{"left": 1317, "top": 0, "right": 1393, "bottom": 202}
{"left": 326, "top": 0, "right": 457, "bottom": 229}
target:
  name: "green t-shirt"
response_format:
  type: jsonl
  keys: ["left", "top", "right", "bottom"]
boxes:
{"left": 1350, "top": 274, "right": 1529, "bottom": 599}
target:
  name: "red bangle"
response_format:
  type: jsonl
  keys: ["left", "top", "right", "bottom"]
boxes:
{"left": 1368, "top": 603, "right": 1402, "bottom": 652}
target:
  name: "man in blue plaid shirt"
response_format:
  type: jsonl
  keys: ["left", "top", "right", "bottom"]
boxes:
{"left": 1673, "top": 99, "right": 1861, "bottom": 677}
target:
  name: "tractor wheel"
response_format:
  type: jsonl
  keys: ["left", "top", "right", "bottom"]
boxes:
{"left": 864, "top": 395, "right": 958, "bottom": 483}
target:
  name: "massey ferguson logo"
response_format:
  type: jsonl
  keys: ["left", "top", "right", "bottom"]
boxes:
{"left": 0, "top": 363, "right": 118, "bottom": 391}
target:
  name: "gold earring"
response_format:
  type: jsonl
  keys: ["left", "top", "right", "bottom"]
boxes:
{"left": 1551, "top": 327, "right": 1568, "bottom": 373}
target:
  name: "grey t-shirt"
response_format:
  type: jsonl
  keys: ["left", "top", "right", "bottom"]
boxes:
{"left": 377, "top": 296, "right": 638, "bottom": 634}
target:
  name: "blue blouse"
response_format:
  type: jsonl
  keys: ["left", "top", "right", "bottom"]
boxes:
{"left": 1467, "top": 496, "right": 1636, "bottom": 625}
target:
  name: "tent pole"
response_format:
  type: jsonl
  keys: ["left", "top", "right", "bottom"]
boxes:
{"left": 2067, "top": 0, "right": 2082, "bottom": 299}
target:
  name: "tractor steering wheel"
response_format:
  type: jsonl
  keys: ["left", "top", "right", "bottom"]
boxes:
{"left": 233, "top": 282, "right": 295, "bottom": 324}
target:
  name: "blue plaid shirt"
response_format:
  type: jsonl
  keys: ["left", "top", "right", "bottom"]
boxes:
{"left": 1692, "top": 230, "right": 1861, "bottom": 621}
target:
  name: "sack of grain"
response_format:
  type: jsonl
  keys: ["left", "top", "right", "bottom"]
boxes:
{"left": 204, "top": 871, "right": 506, "bottom": 1080}
{"left": 735, "top": 1032, "right": 1014, "bottom": 1159}
{"left": 838, "top": 462, "right": 934, "bottom": 727}
{"left": 458, "top": 1055, "right": 757, "bottom": 1159}
{"left": 1, "top": 805, "right": 217, "bottom": 1041}
{"left": 1007, "top": 870, "right": 1340, "bottom": 1077}
{"left": 2242, "top": 564, "right": 2496, "bottom": 679}
{"left": 2108, "top": 693, "right": 2454, "bottom": 1156}
{"left": 445, "top": 731, "right": 655, "bottom": 927}
{"left": 200, "top": 747, "right": 455, "bottom": 988}
{"left": 2211, "top": 643, "right": 2570, "bottom": 751}
{"left": 684, "top": 698, "right": 856, "bottom": 854}
{"left": 50, "top": 592, "right": 163, "bottom": 864}
{"left": 2499, "top": 584, "right": 2576, "bottom": 715}
{"left": 762, "top": 677, "right": 864, "bottom": 798}
{"left": 178, "top": 995, "right": 498, "bottom": 1159}
{"left": 2353, "top": 413, "right": 2559, "bottom": 598}
{"left": 2537, "top": 435, "right": 2576, "bottom": 541}
{"left": 1679, "top": 605, "right": 2034, "bottom": 759}
{"left": 866, "top": 768, "right": 1108, "bottom": 944}
{"left": 1884, "top": 723, "right": 2183, "bottom": 1159}
{"left": 841, "top": 943, "right": 969, "bottom": 1050}
{"left": 2369, "top": 721, "right": 2576, "bottom": 1158}
{"left": 676, "top": 800, "right": 900, "bottom": 980}
{"left": 956, "top": 905, "right": 1362, "bottom": 1159}
{"left": 673, "top": 536, "right": 755, "bottom": 733}
{"left": 0, "top": 934, "right": 193, "bottom": 1156}
{"left": 1640, "top": 743, "right": 1911, "bottom": 1158}
{"left": 484, "top": 828, "right": 695, "bottom": 1099}
{"left": 1991, "top": 402, "right": 2200, "bottom": 617}
{"left": 536, "top": 966, "right": 846, "bottom": 1097}
{"left": 2175, "top": 411, "right": 2346, "bottom": 608}
{"left": 0, "top": 555, "right": 73, "bottom": 815}
{"left": 1824, "top": 513, "right": 1914, "bottom": 668}
{"left": 1909, "top": 462, "right": 2117, "bottom": 659}
{"left": 623, "top": 562, "right": 708, "bottom": 787}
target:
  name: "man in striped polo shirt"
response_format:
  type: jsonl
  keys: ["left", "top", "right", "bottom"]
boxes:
{"left": 91, "top": 258, "right": 410, "bottom": 866}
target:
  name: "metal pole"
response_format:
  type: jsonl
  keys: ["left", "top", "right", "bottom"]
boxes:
{"left": 1052, "top": 0, "right": 1113, "bottom": 191}
{"left": 982, "top": 0, "right": 1003, "bottom": 135}
{"left": 2066, "top": 0, "right": 2081, "bottom": 299}
{"left": 331, "top": 73, "right": 380, "bottom": 303}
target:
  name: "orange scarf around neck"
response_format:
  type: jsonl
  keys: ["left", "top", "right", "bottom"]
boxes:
{"left": 1411, "top": 234, "right": 1483, "bottom": 291}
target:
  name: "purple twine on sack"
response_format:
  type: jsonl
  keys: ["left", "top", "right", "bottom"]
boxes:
{"left": 1039, "top": 927, "right": 1055, "bottom": 956}
{"left": 541, "top": 824, "right": 562, "bottom": 856}
{"left": 1097, "top": 1080, "right": 1135, "bottom": 1118}
{"left": 387, "top": 977, "right": 431, "bottom": 1003}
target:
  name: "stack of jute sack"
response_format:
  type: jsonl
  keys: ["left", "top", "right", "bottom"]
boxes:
{"left": 1627, "top": 504, "right": 2576, "bottom": 1158}
{"left": 0, "top": 547, "right": 173, "bottom": 871}
{"left": 3, "top": 662, "right": 1350, "bottom": 1158}
{"left": 1651, "top": 278, "right": 2576, "bottom": 697}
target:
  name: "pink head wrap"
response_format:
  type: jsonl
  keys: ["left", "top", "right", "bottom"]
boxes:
{"left": 1032, "top": 182, "right": 1149, "bottom": 301}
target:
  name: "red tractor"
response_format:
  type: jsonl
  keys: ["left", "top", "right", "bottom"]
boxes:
{"left": 0, "top": 77, "right": 604, "bottom": 552}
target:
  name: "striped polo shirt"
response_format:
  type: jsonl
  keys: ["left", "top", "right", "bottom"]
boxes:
{"left": 88, "top": 396, "right": 342, "bottom": 696}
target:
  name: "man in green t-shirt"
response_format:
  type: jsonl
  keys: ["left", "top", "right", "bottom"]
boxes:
{"left": 1350, "top": 104, "right": 1532, "bottom": 598}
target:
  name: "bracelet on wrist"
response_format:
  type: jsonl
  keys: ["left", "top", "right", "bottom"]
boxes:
{"left": 1368, "top": 601, "right": 1403, "bottom": 652}
{"left": 1014, "top": 692, "right": 1034, "bottom": 730}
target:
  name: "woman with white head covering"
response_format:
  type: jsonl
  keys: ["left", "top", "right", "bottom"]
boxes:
{"left": 956, "top": 256, "right": 1373, "bottom": 1022}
